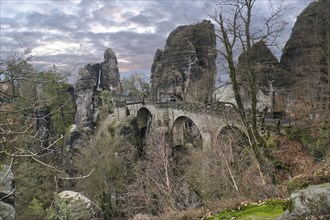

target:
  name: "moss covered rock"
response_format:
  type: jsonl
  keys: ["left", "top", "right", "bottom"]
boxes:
{"left": 287, "top": 170, "right": 330, "bottom": 194}
{"left": 276, "top": 183, "right": 330, "bottom": 220}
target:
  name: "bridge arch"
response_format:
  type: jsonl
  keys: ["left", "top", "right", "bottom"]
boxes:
{"left": 171, "top": 116, "right": 203, "bottom": 149}
{"left": 216, "top": 126, "right": 252, "bottom": 171}
{"left": 137, "top": 107, "right": 153, "bottom": 139}
{"left": 126, "top": 107, "right": 131, "bottom": 116}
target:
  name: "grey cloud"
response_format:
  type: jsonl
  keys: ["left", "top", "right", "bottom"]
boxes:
{"left": 5, "top": 31, "right": 43, "bottom": 50}
{"left": 1, "top": 0, "right": 314, "bottom": 79}
{"left": 24, "top": 10, "right": 81, "bottom": 32}
{"left": 130, "top": 14, "right": 152, "bottom": 26}
{"left": 155, "top": 20, "right": 176, "bottom": 36}
{"left": 1, "top": 17, "right": 21, "bottom": 29}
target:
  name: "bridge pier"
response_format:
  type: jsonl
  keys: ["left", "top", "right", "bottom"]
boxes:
{"left": 115, "top": 106, "right": 128, "bottom": 121}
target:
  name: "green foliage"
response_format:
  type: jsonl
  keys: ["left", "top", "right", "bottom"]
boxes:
{"left": 286, "top": 124, "right": 329, "bottom": 160}
{"left": 265, "top": 135, "right": 279, "bottom": 149}
{"left": 122, "top": 75, "right": 150, "bottom": 97}
{"left": 27, "top": 198, "right": 46, "bottom": 220}
{"left": 14, "top": 158, "right": 55, "bottom": 220}
{"left": 35, "top": 70, "right": 75, "bottom": 137}
{"left": 1, "top": 52, "right": 75, "bottom": 219}
{"left": 46, "top": 195, "right": 70, "bottom": 220}
{"left": 73, "top": 117, "right": 139, "bottom": 219}
{"left": 98, "top": 90, "right": 114, "bottom": 120}
{"left": 207, "top": 200, "right": 288, "bottom": 220}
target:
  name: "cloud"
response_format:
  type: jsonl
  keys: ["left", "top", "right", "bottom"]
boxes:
{"left": 0, "top": 0, "right": 314, "bottom": 81}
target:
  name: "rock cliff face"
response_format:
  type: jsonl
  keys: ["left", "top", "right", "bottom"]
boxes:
{"left": 0, "top": 165, "right": 15, "bottom": 220}
{"left": 237, "top": 41, "right": 279, "bottom": 89}
{"left": 237, "top": 41, "right": 280, "bottom": 111}
{"left": 85, "top": 48, "right": 122, "bottom": 93}
{"left": 74, "top": 68, "right": 96, "bottom": 130}
{"left": 279, "top": 0, "right": 329, "bottom": 117}
{"left": 64, "top": 48, "right": 122, "bottom": 177}
{"left": 236, "top": 0, "right": 330, "bottom": 115}
{"left": 74, "top": 48, "right": 122, "bottom": 130}
{"left": 150, "top": 20, "right": 217, "bottom": 103}
{"left": 35, "top": 106, "right": 51, "bottom": 146}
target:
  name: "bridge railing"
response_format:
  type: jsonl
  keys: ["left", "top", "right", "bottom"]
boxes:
{"left": 112, "top": 94, "right": 145, "bottom": 107}
{"left": 113, "top": 95, "right": 239, "bottom": 117}
{"left": 147, "top": 99, "right": 238, "bottom": 117}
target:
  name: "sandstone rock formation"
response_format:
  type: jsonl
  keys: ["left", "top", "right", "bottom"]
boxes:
{"left": 74, "top": 68, "right": 96, "bottom": 130}
{"left": 85, "top": 48, "right": 122, "bottom": 92}
{"left": 279, "top": 0, "right": 329, "bottom": 119}
{"left": 237, "top": 41, "right": 280, "bottom": 110}
{"left": 276, "top": 183, "right": 330, "bottom": 220}
{"left": 74, "top": 48, "right": 122, "bottom": 130}
{"left": 237, "top": 41, "right": 279, "bottom": 90}
{"left": 47, "top": 190, "right": 103, "bottom": 219}
{"left": 64, "top": 48, "right": 122, "bottom": 178}
{"left": 150, "top": 20, "right": 217, "bottom": 103}
{"left": 0, "top": 165, "right": 15, "bottom": 220}
{"left": 234, "top": 0, "right": 330, "bottom": 116}
{"left": 35, "top": 106, "right": 51, "bottom": 146}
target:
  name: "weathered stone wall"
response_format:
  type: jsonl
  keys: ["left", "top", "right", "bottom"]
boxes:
{"left": 121, "top": 100, "right": 245, "bottom": 148}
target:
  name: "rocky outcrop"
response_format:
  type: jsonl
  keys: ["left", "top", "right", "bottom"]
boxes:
{"left": 47, "top": 190, "right": 103, "bottom": 219}
{"left": 0, "top": 165, "right": 15, "bottom": 220}
{"left": 74, "top": 68, "right": 96, "bottom": 130}
{"left": 276, "top": 183, "right": 330, "bottom": 220}
{"left": 235, "top": 0, "right": 330, "bottom": 115}
{"left": 237, "top": 41, "right": 280, "bottom": 110}
{"left": 85, "top": 48, "right": 122, "bottom": 93}
{"left": 64, "top": 48, "right": 122, "bottom": 179}
{"left": 64, "top": 68, "right": 96, "bottom": 179}
{"left": 237, "top": 41, "right": 279, "bottom": 90}
{"left": 74, "top": 48, "right": 122, "bottom": 130}
{"left": 102, "top": 48, "right": 122, "bottom": 92}
{"left": 279, "top": 0, "right": 329, "bottom": 118}
{"left": 150, "top": 20, "right": 217, "bottom": 103}
{"left": 35, "top": 106, "right": 51, "bottom": 147}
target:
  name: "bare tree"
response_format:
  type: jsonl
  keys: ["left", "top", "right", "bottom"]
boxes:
{"left": 205, "top": 0, "right": 287, "bottom": 159}
{"left": 0, "top": 50, "right": 77, "bottom": 177}
{"left": 122, "top": 75, "right": 150, "bottom": 98}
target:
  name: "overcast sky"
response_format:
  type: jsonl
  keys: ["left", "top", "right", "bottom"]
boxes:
{"left": 1, "top": 0, "right": 314, "bottom": 81}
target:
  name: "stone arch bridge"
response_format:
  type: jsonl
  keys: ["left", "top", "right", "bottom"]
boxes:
{"left": 113, "top": 95, "right": 247, "bottom": 148}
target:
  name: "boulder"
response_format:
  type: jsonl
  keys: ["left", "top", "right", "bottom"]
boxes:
{"left": 0, "top": 202, "right": 15, "bottom": 220}
{"left": 47, "top": 190, "right": 103, "bottom": 220}
{"left": 276, "top": 183, "right": 330, "bottom": 220}
{"left": 150, "top": 20, "right": 217, "bottom": 103}
{"left": 0, "top": 165, "right": 15, "bottom": 220}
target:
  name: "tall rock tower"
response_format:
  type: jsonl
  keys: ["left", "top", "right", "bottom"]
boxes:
{"left": 85, "top": 48, "right": 122, "bottom": 93}
{"left": 279, "top": 0, "right": 329, "bottom": 119}
{"left": 74, "top": 48, "right": 122, "bottom": 130}
{"left": 150, "top": 20, "right": 217, "bottom": 103}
